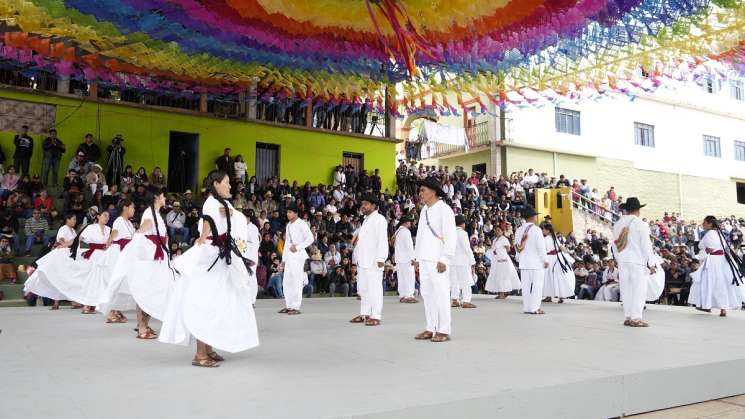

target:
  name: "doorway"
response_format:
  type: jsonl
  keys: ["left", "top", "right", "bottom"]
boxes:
{"left": 472, "top": 163, "right": 487, "bottom": 176}
{"left": 168, "top": 131, "right": 199, "bottom": 193}
{"left": 256, "top": 143, "right": 280, "bottom": 184}
{"left": 343, "top": 152, "right": 364, "bottom": 173}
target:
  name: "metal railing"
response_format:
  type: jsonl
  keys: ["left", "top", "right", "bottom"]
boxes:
{"left": 466, "top": 121, "right": 490, "bottom": 148}
{"left": 571, "top": 190, "right": 620, "bottom": 225}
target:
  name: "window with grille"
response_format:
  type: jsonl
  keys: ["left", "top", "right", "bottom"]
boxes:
{"left": 555, "top": 107, "right": 581, "bottom": 135}
{"left": 735, "top": 141, "right": 745, "bottom": 162}
{"left": 703, "top": 135, "right": 721, "bottom": 158}
{"left": 634, "top": 122, "right": 655, "bottom": 147}
{"left": 731, "top": 80, "right": 745, "bottom": 101}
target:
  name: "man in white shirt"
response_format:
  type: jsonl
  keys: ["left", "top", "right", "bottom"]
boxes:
{"left": 394, "top": 214, "right": 417, "bottom": 303}
{"left": 245, "top": 217, "right": 261, "bottom": 305}
{"left": 514, "top": 205, "right": 549, "bottom": 315}
{"left": 612, "top": 197, "right": 655, "bottom": 327}
{"left": 351, "top": 194, "right": 389, "bottom": 326}
{"left": 166, "top": 201, "right": 189, "bottom": 244}
{"left": 414, "top": 177, "right": 457, "bottom": 342}
{"left": 451, "top": 215, "right": 477, "bottom": 308}
{"left": 281, "top": 203, "right": 314, "bottom": 315}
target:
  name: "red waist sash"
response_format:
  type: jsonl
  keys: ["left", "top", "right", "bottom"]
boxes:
{"left": 81, "top": 243, "right": 107, "bottom": 259}
{"left": 547, "top": 250, "right": 558, "bottom": 256}
{"left": 113, "top": 238, "right": 131, "bottom": 250}
{"left": 706, "top": 249, "right": 724, "bottom": 256}
{"left": 209, "top": 233, "right": 227, "bottom": 246}
{"left": 145, "top": 235, "right": 168, "bottom": 260}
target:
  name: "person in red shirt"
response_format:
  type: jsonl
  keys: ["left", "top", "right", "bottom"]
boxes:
{"left": 33, "top": 189, "right": 53, "bottom": 221}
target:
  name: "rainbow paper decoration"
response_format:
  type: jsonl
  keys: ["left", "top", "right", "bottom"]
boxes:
{"left": 0, "top": 0, "right": 743, "bottom": 115}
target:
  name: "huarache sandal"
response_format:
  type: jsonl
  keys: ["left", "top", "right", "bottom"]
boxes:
{"left": 406, "top": 298, "right": 419, "bottom": 303}
{"left": 451, "top": 300, "right": 460, "bottom": 308}
{"left": 115, "top": 311, "right": 128, "bottom": 322}
{"left": 558, "top": 299, "right": 564, "bottom": 304}
{"left": 349, "top": 315, "right": 367, "bottom": 323}
{"left": 629, "top": 320, "right": 649, "bottom": 327}
{"left": 623, "top": 320, "right": 631, "bottom": 326}
{"left": 431, "top": 333, "right": 450, "bottom": 342}
{"left": 192, "top": 357, "right": 219, "bottom": 368}
{"left": 278, "top": 308, "right": 289, "bottom": 314}
{"left": 695, "top": 307, "right": 712, "bottom": 313}
{"left": 106, "top": 316, "right": 125, "bottom": 324}
{"left": 287, "top": 309, "right": 301, "bottom": 315}
{"left": 461, "top": 302, "right": 477, "bottom": 309}
{"left": 134, "top": 326, "right": 157, "bottom": 335}
{"left": 207, "top": 351, "right": 225, "bottom": 362}
{"left": 136, "top": 330, "right": 158, "bottom": 339}
{"left": 364, "top": 319, "right": 381, "bottom": 326}
{"left": 720, "top": 311, "right": 727, "bottom": 317}
{"left": 414, "top": 331, "right": 433, "bottom": 340}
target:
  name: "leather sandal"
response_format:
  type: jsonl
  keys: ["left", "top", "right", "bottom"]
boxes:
{"left": 364, "top": 318, "right": 381, "bottom": 326}
{"left": 720, "top": 311, "right": 727, "bottom": 317}
{"left": 461, "top": 302, "right": 476, "bottom": 309}
{"left": 623, "top": 320, "right": 631, "bottom": 326}
{"left": 431, "top": 333, "right": 450, "bottom": 342}
{"left": 208, "top": 351, "right": 225, "bottom": 362}
{"left": 414, "top": 331, "right": 434, "bottom": 340}
{"left": 192, "top": 357, "right": 219, "bottom": 368}
{"left": 451, "top": 300, "right": 460, "bottom": 308}
{"left": 287, "top": 309, "right": 301, "bottom": 315}
{"left": 629, "top": 320, "right": 649, "bottom": 327}
{"left": 278, "top": 308, "right": 289, "bottom": 314}
{"left": 349, "top": 315, "right": 368, "bottom": 323}
{"left": 695, "top": 307, "right": 712, "bottom": 313}
{"left": 136, "top": 330, "right": 158, "bottom": 340}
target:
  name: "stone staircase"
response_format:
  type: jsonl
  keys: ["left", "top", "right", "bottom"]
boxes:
{"left": 571, "top": 204, "right": 614, "bottom": 241}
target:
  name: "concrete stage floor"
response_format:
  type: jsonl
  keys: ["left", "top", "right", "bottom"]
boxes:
{"left": 3, "top": 296, "right": 745, "bottom": 419}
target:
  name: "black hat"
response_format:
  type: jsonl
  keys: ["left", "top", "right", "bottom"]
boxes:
{"left": 418, "top": 177, "right": 445, "bottom": 197}
{"left": 619, "top": 202, "right": 627, "bottom": 212}
{"left": 398, "top": 213, "right": 415, "bottom": 225}
{"left": 623, "top": 197, "right": 646, "bottom": 211}
{"left": 455, "top": 214, "right": 467, "bottom": 226}
{"left": 521, "top": 205, "right": 538, "bottom": 219}
{"left": 286, "top": 203, "right": 300, "bottom": 214}
{"left": 360, "top": 193, "right": 379, "bottom": 206}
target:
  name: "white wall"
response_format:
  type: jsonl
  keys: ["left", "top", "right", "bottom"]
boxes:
{"left": 508, "top": 82, "right": 745, "bottom": 181}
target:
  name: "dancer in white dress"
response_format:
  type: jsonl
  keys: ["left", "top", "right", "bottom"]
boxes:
{"left": 97, "top": 199, "right": 137, "bottom": 324}
{"left": 541, "top": 222, "right": 575, "bottom": 304}
{"left": 108, "top": 189, "right": 175, "bottom": 339}
{"left": 485, "top": 226, "right": 520, "bottom": 299}
{"left": 689, "top": 216, "right": 745, "bottom": 317}
{"left": 23, "top": 213, "right": 78, "bottom": 310}
{"left": 72, "top": 211, "right": 112, "bottom": 314}
{"left": 159, "top": 170, "right": 259, "bottom": 368}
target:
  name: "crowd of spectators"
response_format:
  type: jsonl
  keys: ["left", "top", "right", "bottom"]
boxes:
{"left": 1, "top": 126, "right": 744, "bottom": 310}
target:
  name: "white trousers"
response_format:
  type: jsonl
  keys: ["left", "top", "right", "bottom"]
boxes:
{"left": 358, "top": 267, "right": 384, "bottom": 320}
{"left": 449, "top": 265, "right": 473, "bottom": 302}
{"left": 420, "top": 261, "right": 452, "bottom": 335}
{"left": 283, "top": 258, "right": 306, "bottom": 310}
{"left": 396, "top": 262, "right": 416, "bottom": 298}
{"left": 520, "top": 269, "right": 545, "bottom": 313}
{"left": 619, "top": 263, "right": 646, "bottom": 321}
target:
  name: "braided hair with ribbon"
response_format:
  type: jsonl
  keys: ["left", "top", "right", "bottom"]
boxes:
{"left": 203, "top": 170, "right": 253, "bottom": 275}
{"left": 704, "top": 216, "right": 744, "bottom": 286}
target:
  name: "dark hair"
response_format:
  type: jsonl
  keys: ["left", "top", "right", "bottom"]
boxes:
{"left": 70, "top": 211, "right": 108, "bottom": 260}
{"left": 118, "top": 198, "right": 134, "bottom": 215}
{"left": 705, "top": 215, "right": 744, "bottom": 284}
{"left": 144, "top": 187, "right": 169, "bottom": 259}
{"left": 64, "top": 213, "right": 77, "bottom": 223}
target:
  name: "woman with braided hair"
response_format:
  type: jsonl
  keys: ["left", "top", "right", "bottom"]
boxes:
{"left": 108, "top": 188, "right": 175, "bottom": 339}
{"left": 159, "top": 170, "right": 259, "bottom": 368}
{"left": 689, "top": 216, "right": 745, "bottom": 317}
{"left": 98, "top": 199, "right": 137, "bottom": 323}
{"left": 541, "top": 222, "right": 575, "bottom": 304}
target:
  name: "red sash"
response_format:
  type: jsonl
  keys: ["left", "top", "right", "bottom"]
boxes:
{"left": 547, "top": 250, "right": 558, "bottom": 256}
{"left": 210, "top": 234, "right": 227, "bottom": 246}
{"left": 706, "top": 249, "right": 724, "bottom": 256}
{"left": 81, "top": 243, "right": 107, "bottom": 259}
{"left": 145, "top": 235, "right": 168, "bottom": 260}
{"left": 113, "top": 238, "right": 131, "bottom": 250}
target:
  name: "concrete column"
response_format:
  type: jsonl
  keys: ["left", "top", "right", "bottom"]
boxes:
{"left": 199, "top": 93, "right": 208, "bottom": 113}
{"left": 238, "top": 91, "right": 246, "bottom": 115}
{"left": 57, "top": 76, "right": 70, "bottom": 95}
{"left": 88, "top": 82, "right": 98, "bottom": 99}
{"left": 488, "top": 102, "right": 499, "bottom": 176}
{"left": 247, "top": 79, "right": 258, "bottom": 120}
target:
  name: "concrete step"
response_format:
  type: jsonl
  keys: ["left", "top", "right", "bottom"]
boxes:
{"left": 0, "top": 299, "right": 27, "bottom": 307}
{"left": 0, "top": 283, "right": 25, "bottom": 300}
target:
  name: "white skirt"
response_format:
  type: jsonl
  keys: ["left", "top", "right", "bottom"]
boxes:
{"left": 158, "top": 242, "right": 259, "bottom": 353}
{"left": 103, "top": 234, "right": 176, "bottom": 320}
{"left": 689, "top": 255, "right": 745, "bottom": 310}
{"left": 543, "top": 257, "right": 575, "bottom": 298}
{"left": 97, "top": 244, "right": 137, "bottom": 313}
{"left": 23, "top": 248, "right": 73, "bottom": 301}
{"left": 647, "top": 255, "right": 665, "bottom": 302}
{"left": 485, "top": 259, "right": 520, "bottom": 293}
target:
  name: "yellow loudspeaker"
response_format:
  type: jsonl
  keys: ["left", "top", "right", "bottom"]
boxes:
{"left": 534, "top": 187, "right": 573, "bottom": 236}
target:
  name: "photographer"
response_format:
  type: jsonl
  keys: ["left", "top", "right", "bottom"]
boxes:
{"left": 41, "top": 128, "right": 66, "bottom": 187}
{"left": 105, "top": 134, "right": 126, "bottom": 186}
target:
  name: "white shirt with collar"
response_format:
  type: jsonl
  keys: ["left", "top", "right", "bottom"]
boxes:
{"left": 612, "top": 214, "right": 653, "bottom": 267}
{"left": 352, "top": 210, "right": 389, "bottom": 269}
{"left": 414, "top": 200, "right": 457, "bottom": 265}
{"left": 514, "top": 221, "right": 548, "bottom": 270}
{"left": 283, "top": 218, "right": 314, "bottom": 262}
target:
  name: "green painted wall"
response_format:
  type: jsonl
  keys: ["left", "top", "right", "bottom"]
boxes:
{"left": 0, "top": 89, "right": 396, "bottom": 190}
